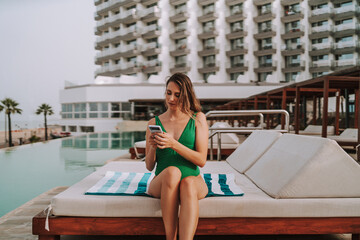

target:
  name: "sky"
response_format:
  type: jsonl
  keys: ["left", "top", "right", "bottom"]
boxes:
{"left": 0, "top": 0, "right": 96, "bottom": 126}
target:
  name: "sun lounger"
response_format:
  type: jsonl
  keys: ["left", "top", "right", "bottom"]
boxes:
{"left": 33, "top": 131, "right": 360, "bottom": 239}
{"left": 296, "top": 124, "right": 335, "bottom": 136}
{"left": 328, "top": 128, "right": 358, "bottom": 147}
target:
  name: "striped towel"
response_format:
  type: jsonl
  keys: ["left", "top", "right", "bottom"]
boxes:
{"left": 85, "top": 171, "right": 244, "bottom": 197}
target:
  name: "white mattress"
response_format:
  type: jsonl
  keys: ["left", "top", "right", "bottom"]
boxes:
{"left": 51, "top": 161, "right": 360, "bottom": 217}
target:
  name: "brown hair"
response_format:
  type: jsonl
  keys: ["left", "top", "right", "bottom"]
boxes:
{"left": 165, "top": 72, "right": 201, "bottom": 118}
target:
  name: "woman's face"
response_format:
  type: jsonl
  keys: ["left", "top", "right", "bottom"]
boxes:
{"left": 166, "top": 81, "right": 181, "bottom": 110}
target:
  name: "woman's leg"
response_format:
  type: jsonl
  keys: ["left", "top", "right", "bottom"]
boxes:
{"left": 178, "top": 175, "right": 208, "bottom": 240}
{"left": 148, "top": 166, "right": 182, "bottom": 240}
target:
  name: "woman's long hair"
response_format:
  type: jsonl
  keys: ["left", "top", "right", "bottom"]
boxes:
{"left": 165, "top": 73, "right": 201, "bottom": 118}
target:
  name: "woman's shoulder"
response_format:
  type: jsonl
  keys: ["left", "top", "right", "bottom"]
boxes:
{"left": 195, "top": 111, "right": 206, "bottom": 120}
{"left": 147, "top": 117, "right": 156, "bottom": 125}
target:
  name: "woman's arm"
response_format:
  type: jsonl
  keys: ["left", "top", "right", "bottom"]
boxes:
{"left": 145, "top": 118, "right": 157, "bottom": 171}
{"left": 154, "top": 112, "right": 209, "bottom": 167}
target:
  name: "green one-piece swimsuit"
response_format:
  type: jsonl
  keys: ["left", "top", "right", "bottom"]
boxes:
{"left": 154, "top": 114, "right": 200, "bottom": 180}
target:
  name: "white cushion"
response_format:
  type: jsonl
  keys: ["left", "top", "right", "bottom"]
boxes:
{"left": 341, "top": 128, "right": 358, "bottom": 138}
{"left": 301, "top": 125, "right": 334, "bottom": 135}
{"left": 245, "top": 134, "right": 360, "bottom": 198}
{"left": 210, "top": 122, "right": 239, "bottom": 144}
{"left": 226, "top": 130, "right": 282, "bottom": 173}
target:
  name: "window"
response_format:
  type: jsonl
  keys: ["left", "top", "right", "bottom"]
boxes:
{"left": 204, "top": 38, "right": 215, "bottom": 49}
{"left": 311, "top": 3, "right": 328, "bottom": 10}
{"left": 231, "top": 21, "right": 243, "bottom": 32}
{"left": 312, "top": 72, "right": 328, "bottom": 78}
{"left": 285, "top": 21, "right": 301, "bottom": 33}
{"left": 335, "top": 18, "right": 353, "bottom": 25}
{"left": 335, "top": 53, "right": 353, "bottom": 60}
{"left": 69, "top": 126, "right": 77, "bottom": 132}
{"left": 312, "top": 37, "right": 328, "bottom": 44}
{"left": 80, "top": 126, "right": 94, "bottom": 133}
{"left": 175, "top": 21, "right": 187, "bottom": 32}
{"left": 203, "top": 4, "right": 215, "bottom": 15}
{"left": 285, "top": 38, "right": 301, "bottom": 50}
{"left": 312, "top": 54, "right": 329, "bottom": 61}
{"left": 175, "top": 55, "right": 187, "bottom": 67}
{"left": 258, "top": 55, "right": 272, "bottom": 67}
{"left": 312, "top": 20, "right": 328, "bottom": 27}
{"left": 335, "top": 1, "right": 353, "bottom": 8}
{"left": 230, "top": 72, "right": 244, "bottom": 81}
{"left": 203, "top": 72, "right": 215, "bottom": 82}
{"left": 285, "top": 55, "right": 300, "bottom": 67}
{"left": 258, "top": 20, "right": 272, "bottom": 33}
{"left": 258, "top": 38, "right": 272, "bottom": 50}
{"left": 284, "top": 3, "right": 300, "bottom": 16}
{"left": 230, "top": 3, "right": 243, "bottom": 15}
{"left": 175, "top": 3, "right": 186, "bottom": 14}
{"left": 285, "top": 72, "right": 299, "bottom": 82}
{"left": 89, "top": 103, "right": 98, "bottom": 111}
{"left": 335, "top": 36, "right": 353, "bottom": 43}
{"left": 258, "top": 3, "right": 271, "bottom": 15}
{"left": 111, "top": 102, "right": 120, "bottom": 111}
{"left": 231, "top": 55, "right": 244, "bottom": 67}
{"left": 258, "top": 72, "right": 272, "bottom": 82}
{"left": 231, "top": 38, "right": 244, "bottom": 50}
{"left": 74, "top": 103, "right": 86, "bottom": 112}
{"left": 203, "top": 55, "right": 216, "bottom": 67}
{"left": 176, "top": 38, "right": 187, "bottom": 49}
{"left": 203, "top": 21, "right": 215, "bottom": 32}
{"left": 89, "top": 113, "right": 98, "bottom": 118}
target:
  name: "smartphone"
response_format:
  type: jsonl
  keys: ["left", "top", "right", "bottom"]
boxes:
{"left": 148, "top": 125, "right": 163, "bottom": 133}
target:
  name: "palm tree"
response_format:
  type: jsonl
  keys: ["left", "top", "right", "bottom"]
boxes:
{"left": 1, "top": 98, "right": 22, "bottom": 147}
{"left": 36, "top": 104, "right": 54, "bottom": 141}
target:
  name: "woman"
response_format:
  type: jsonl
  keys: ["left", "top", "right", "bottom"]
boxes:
{"left": 145, "top": 73, "right": 209, "bottom": 240}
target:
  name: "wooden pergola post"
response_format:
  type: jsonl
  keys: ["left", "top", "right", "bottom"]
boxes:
{"left": 281, "top": 89, "right": 287, "bottom": 129}
{"left": 266, "top": 95, "right": 270, "bottom": 129}
{"left": 335, "top": 90, "right": 340, "bottom": 135}
{"left": 254, "top": 96, "right": 259, "bottom": 126}
{"left": 355, "top": 89, "right": 359, "bottom": 129}
{"left": 322, "top": 77, "right": 329, "bottom": 138}
{"left": 313, "top": 95, "right": 317, "bottom": 125}
{"left": 295, "top": 87, "right": 300, "bottom": 134}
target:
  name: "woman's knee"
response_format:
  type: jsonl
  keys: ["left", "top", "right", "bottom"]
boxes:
{"left": 163, "top": 167, "right": 181, "bottom": 188}
{"left": 180, "top": 177, "right": 197, "bottom": 198}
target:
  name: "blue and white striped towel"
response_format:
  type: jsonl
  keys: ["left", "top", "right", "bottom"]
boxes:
{"left": 85, "top": 171, "right": 244, "bottom": 197}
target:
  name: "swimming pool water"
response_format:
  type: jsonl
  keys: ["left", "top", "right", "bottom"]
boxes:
{"left": 0, "top": 131, "right": 145, "bottom": 217}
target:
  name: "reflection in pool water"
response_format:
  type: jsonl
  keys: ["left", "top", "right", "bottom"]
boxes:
{"left": 0, "top": 131, "right": 145, "bottom": 217}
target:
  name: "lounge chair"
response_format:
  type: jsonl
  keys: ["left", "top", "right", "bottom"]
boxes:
{"left": 297, "top": 124, "right": 335, "bottom": 136}
{"left": 33, "top": 131, "right": 360, "bottom": 239}
{"left": 328, "top": 128, "right": 358, "bottom": 147}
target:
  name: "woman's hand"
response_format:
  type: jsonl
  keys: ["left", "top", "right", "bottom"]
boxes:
{"left": 153, "top": 132, "right": 176, "bottom": 149}
{"left": 148, "top": 133, "right": 158, "bottom": 149}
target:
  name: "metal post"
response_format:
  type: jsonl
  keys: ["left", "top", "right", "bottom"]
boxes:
{"left": 345, "top": 89, "right": 350, "bottom": 128}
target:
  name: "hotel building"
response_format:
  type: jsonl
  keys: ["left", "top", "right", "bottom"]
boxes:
{"left": 58, "top": 0, "right": 360, "bottom": 133}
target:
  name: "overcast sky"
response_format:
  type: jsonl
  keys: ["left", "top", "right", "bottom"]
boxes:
{"left": 0, "top": 0, "right": 96, "bottom": 124}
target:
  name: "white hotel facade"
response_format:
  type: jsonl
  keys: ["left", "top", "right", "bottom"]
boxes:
{"left": 59, "top": 0, "right": 360, "bottom": 133}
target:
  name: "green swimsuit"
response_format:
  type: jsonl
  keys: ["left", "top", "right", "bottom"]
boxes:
{"left": 154, "top": 114, "right": 200, "bottom": 180}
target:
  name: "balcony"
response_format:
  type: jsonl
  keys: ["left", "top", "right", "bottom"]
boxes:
{"left": 120, "top": 8, "right": 139, "bottom": 25}
{"left": 281, "top": 25, "right": 304, "bottom": 39}
{"left": 198, "top": 44, "right": 220, "bottom": 57}
{"left": 308, "top": 0, "right": 328, "bottom": 6}
{"left": 94, "top": 0, "right": 102, "bottom": 6}
{"left": 280, "top": 0, "right": 302, "bottom": 5}
{"left": 333, "top": 22, "right": 360, "bottom": 38}
{"left": 198, "top": 11, "right": 218, "bottom": 23}
{"left": 309, "top": 59, "right": 334, "bottom": 72}
{"left": 170, "top": 8, "right": 189, "bottom": 23}
{"left": 198, "top": 61, "right": 220, "bottom": 74}
{"left": 254, "top": 60, "right": 277, "bottom": 73}
{"left": 225, "top": 10, "right": 247, "bottom": 23}
{"left": 170, "top": 45, "right": 190, "bottom": 57}
{"left": 95, "top": 29, "right": 123, "bottom": 46}
{"left": 141, "top": 0, "right": 159, "bottom": 7}
{"left": 254, "top": 43, "right": 276, "bottom": 56}
{"left": 281, "top": 8, "right": 304, "bottom": 23}
{"left": 120, "top": 25, "right": 141, "bottom": 41}
{"left": 254, "top": 11, "right": 275, "bottom": 23}
{"left": 333, "top": 5, "right": 360, "bottom": 20}
{"left": 282, "top": 60, "right": 305, "bottom": 73}
{"left": 96, "top": 0, "right": 123, "bottom": 14}
{"left": 309, "top": 6, "right": 333, "bottom": 22}
{"left": 96, "top": 13, "right": 123, "bottom": 31}
{"left": 170, "top": 62, "right": 191, "bottom": 74}
{"left": 225, "top": 43, "right": 248, "bottom": 56}
{"left": 253, "top": 0, "right": 273, "bottom": 6}
{"left": 198, "top": 27, "right": 219, "bottom": 40}
{"left": 142, "top": 59, "right": 162, "bottom": 74}
{"left": 334, "top": 40, "right": 360, "bottom": 54}
{"left": 225, "top": 0, "right": 245, "bottom": 6}
{"left": 142, "top": 42, "right": 161, "bottom": 56}
{"left": 141, "top": 6, "right": 161, "bottom": 23}
{"left": 121, "top": 44, "right": 140, "bottom": 58}
{"left": 95, "top": 64, "right": 122, "bottom": 76}
{"left": 142, "top": 24, "right": 161, "bottom": 39}
{"left": 119, "top": 0, "right": 139, "bottom": 8}
{"left": 121, "top": 61, "right": 141, "bottom": 75}
{"left": 309, "top": 42, "right": 333, "bottom": 56}
{"left": 198, "top": 0, "right": 216, "bottom": 6}
{"left": 226, "top": 26, "right": 248, "bottom": 39}
{"left": 309, "top": 24, "right": 333, "bottom": 39}
{"left": 334, "top": 59, "right": 360, "bottom": 69}
{"left": 253, "top": 24, "right": 276, "bottom": 39}
{"left": 281, "top": 43, "right": 305, "bottom": 56}
{"left": 226, "top": 61, "right": 248, "bottom": 73}
{"left": 169, "top": 0, "right": 187, "bottom": 6}
{"left": 170, "top": 28, "right": 190, "bottom": 40}
{"left": 95, "top": 46, "right": 123, "bottom": 62}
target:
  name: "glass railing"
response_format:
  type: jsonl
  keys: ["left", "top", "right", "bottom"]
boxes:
{"left": 311, "top": 42, "right": 332, "bottom": 50}
{"left": 334, "top": 5, "right": 359, "bottom": 14}
{"left": 310, "top": 7, "right": 332, "bottom": 16}
{"left": 311, "top": 24, "right": 332, "bottom": 33}
{"left": 334, "top": 40, "right": 357, "bottom": 49}
{"left": 311, "top": 59, "right": 332, "bottom": 67}
{"left": 335, "top": 58, "right": 359, "bottom": 66}
{"left": 334, "top": 21, "right": 357, "bottom": 31}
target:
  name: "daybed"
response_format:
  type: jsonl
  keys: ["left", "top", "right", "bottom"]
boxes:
{"left": 33, "top": 131, "right": 360, "bottom": 240}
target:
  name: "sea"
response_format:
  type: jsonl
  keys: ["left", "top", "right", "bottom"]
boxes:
{"left": 0, "top": 120, "right": 60, "bottom": 131}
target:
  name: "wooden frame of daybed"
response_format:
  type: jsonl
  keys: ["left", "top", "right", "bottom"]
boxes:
{"left": 33, "top": 211, "right": 360, "bottom": 240}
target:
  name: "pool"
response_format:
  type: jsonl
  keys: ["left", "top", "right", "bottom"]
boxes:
{"left": 0, "top": 131, "right": 145, "bottom": 217}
